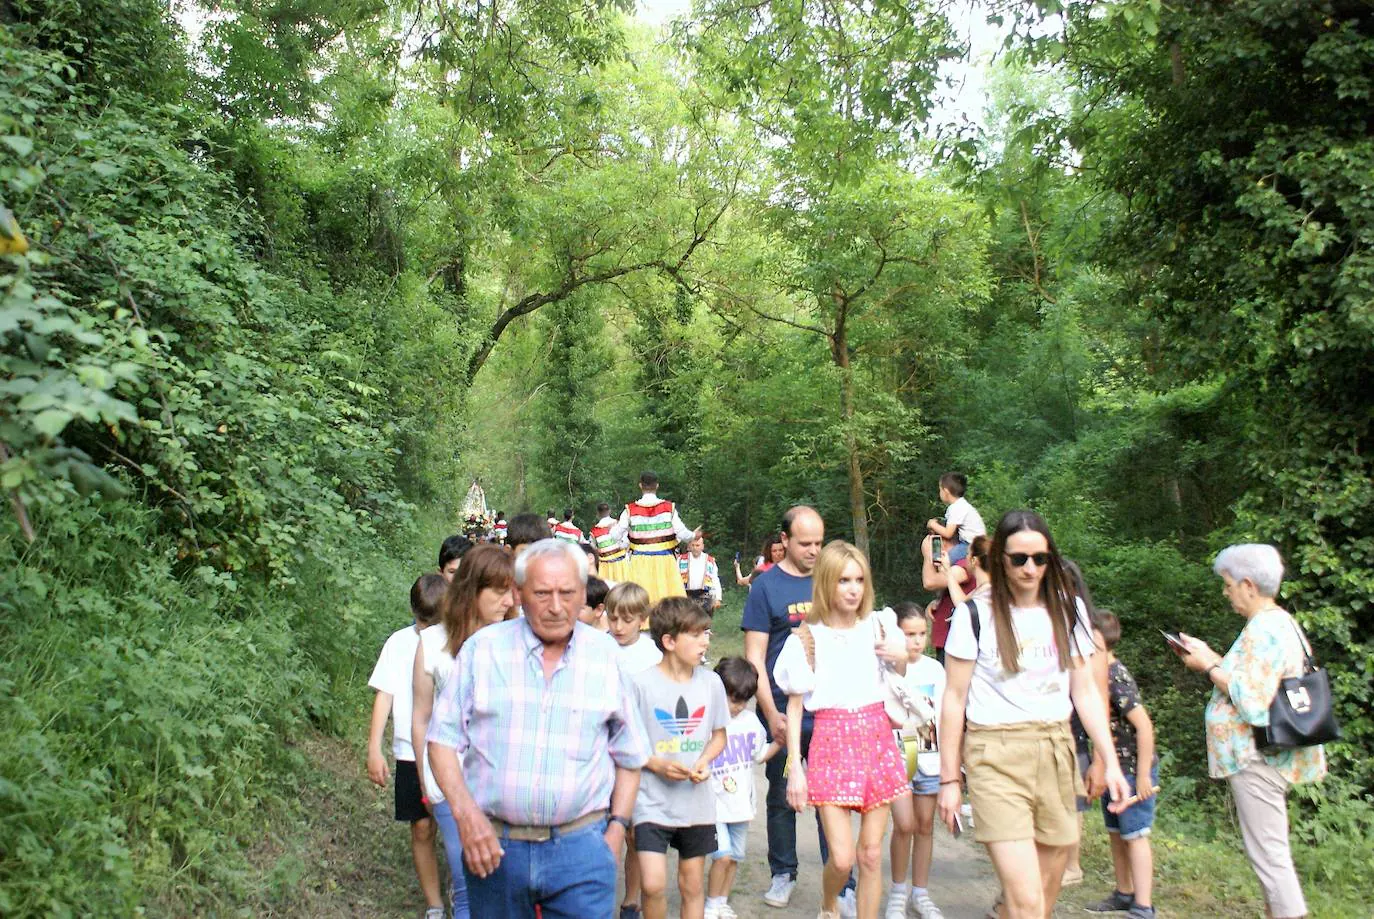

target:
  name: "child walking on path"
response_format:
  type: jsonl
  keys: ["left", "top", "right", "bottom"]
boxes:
{"left": 1086, "top": 612, "right": 1159, "bottom": 919}
{"left": 774, "top": 541, "right": 912, "bottom": 919}
{"left": 705, "top": 657, "right": 781, "bottom": 919}
{"left": 887, "top": 603, "right": 947, "bottom": 919}
{"left": 632, "top": 597, "right": 730, "bottom": 919}
{"left": 606, "top": 582, "right": 660, "bottom": 919}
{"left": 366, "top": 574, "right": 447, "bottom": 919}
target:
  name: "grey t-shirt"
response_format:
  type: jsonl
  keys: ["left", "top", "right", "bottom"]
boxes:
{"left": 631, "top": 664, "right": 730, "bottom": 828}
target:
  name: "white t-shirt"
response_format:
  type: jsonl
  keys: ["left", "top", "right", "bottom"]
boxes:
{"left": 710, "top": 709, "right": 771, "bottom": 823}
{"left": 772, "top": 608, "right": 907, "bottom": 711}
{"left": 367, "top": 624, "right": 422, "bottom": 761}
{"left": 615, "top": 633, "right": 663, "bottom": 675}
{"left": 417, "top": 623, "right": 458, "bottom": 802}
{"left": 945, "top": 497, "right": 986, "bottom": 543}
{"left": 945, "top": 597, "right": 1095, "bottom": 726}
{"left": 900, "top": 655, "right": 947, "bottom": 777}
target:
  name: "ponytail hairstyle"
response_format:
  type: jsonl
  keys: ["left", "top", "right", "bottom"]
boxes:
{"left": 986, "top": 510, "right": 1084, "bottom": 674}
{"left": 807, "top": 540, "right": 874, "bottom": 626}
{"left": 442, "top": 543, "right": 516, "bottom": 657}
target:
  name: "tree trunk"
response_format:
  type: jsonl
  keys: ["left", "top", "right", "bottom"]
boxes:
{"left": 831, "top": 289, "right": 868, "bottom": 553}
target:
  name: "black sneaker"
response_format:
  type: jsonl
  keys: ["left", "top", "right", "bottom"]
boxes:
{"left": 1125, "top": 906, "right": 1155, "bottom": 919}
{"left": 1084, "top": 890, "right": 1134, "bottom": 912}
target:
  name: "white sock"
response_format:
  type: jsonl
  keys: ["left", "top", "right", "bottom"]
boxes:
{"left": 706, "top": 895, "right": 725, "bottom": 908}
{"left": 911, "top": 886, "right": 928, "bottom": 899}
{"left": 890, "top": 882, "right": 909, "bottom": 897}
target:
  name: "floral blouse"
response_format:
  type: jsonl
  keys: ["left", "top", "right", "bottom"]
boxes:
{"left": 1204, "top": 608, "right": 1327, "bottom": 784}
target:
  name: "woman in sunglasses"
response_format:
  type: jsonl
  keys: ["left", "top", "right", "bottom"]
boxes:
{"left": 936, "top": 511, "right": 1130, "bottom": 919}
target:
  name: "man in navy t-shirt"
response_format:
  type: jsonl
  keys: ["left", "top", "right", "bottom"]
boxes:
{"left": 741, "top": 506, "right": 852, "bottom": 909}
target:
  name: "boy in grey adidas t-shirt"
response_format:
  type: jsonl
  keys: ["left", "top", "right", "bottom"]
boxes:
{"left": 631, "top": 598, "right": 729, "bottom": 919}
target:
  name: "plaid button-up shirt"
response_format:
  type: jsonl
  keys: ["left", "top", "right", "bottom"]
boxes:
{"left": 427, "top": 616, "right": 650, "bottom": 825}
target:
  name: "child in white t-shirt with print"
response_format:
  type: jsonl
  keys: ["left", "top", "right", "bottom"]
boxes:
{"left": 886, "top": 602, "right": 948, "bottom": 919}
{"left": 704, "top": 657, "right": 781, "bottom": 919}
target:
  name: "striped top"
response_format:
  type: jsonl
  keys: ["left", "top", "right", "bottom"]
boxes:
{"left": 613, "top": 494, "right": 696, "bottom": 556}
{"left": 553, "top": 521, "right": 583, "bottom": 543}
{"left": 591, "top": 517, "right": 628, "bottom": 563}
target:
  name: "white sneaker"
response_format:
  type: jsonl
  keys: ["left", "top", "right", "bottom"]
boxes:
{"left": 764, "top": 874, "right": 797, "bottom": 908}
{"left": 704, "top": 905, "right": 720, "bottom": 919}
{"left": 886, "top": 888, "right": 910, "bottom": 919}
{"left": 837, "top": 888, "right": 858, "bottom": 918}
{"left": 717, "top": 905, "right": 738, "bottom": 919}
{"left": 910, "top": 892, "right": 945, "bottom": 919}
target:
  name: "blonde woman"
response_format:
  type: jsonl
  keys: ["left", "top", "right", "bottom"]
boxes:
{"left": 773, "top": 541, "right": 910, "bottom": 919}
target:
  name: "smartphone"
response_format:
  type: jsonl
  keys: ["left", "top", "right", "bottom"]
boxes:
{"left": 930, "top": 535, "right": 943, "bottom": 562}
{"left": 951, "top": 811, "right": 963, "bottom": 838}
{"left": 1160, "top": 629, "right": 1189, "bottom": 656}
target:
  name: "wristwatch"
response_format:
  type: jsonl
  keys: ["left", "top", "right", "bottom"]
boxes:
{"left": 607, "top": 814, "right": 632, "bottom": 832}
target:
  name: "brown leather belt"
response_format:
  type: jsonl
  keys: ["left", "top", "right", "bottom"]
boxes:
{"left": 487, "top": 809, "right": 607, "bottom": 842}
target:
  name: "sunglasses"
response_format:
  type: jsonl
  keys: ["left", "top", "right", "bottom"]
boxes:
{"left": 1006, "top": 552, "right": 1053, "bottom": 568}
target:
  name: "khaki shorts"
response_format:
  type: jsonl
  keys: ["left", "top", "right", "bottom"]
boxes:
{"left": 964, "top": 720, "right": 1082, "bottom": 846}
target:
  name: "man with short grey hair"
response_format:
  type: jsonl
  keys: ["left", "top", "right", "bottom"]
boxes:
{"left": 427, "top": 538, "right": 650, "bottom": 917}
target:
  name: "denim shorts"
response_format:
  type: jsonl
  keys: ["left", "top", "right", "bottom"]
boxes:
{"left": 713, "top": 820, "right": 749, "bottom": 861}
{"left": 1102, "top": 764, "right": 1158, "bottom": 840}
{"left": 911, "top": 770, "right": 940, "bottom": 796}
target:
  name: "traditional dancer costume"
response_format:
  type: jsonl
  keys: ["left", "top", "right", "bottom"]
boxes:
{"left": 613, "top": 493, "right": 696, "bottom": 607}
{"left": 552, "top": 520, "right": 583, "bottom": 544}
{"left": 590, "top": 515, "right": 630, "bottom": 583}
{"left": 679, "top": 549, "right": 721, "bottom": 614}
{"left": 493, "top": 517, "right": 508, "bottom": 544}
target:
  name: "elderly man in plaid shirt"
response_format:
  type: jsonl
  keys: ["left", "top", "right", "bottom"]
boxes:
{"left": 427, "top": 538, "right": 651, "bottom": 918}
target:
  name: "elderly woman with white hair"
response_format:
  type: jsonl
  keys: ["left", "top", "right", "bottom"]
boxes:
{"left": 1176, "top": 544, "right": 1327, "bottom": 919}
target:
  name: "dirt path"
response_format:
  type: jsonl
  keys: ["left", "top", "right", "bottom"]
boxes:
{"left": 270, "top": 732, "right": 998, "bottom": 918}
{"left": 662, "top": 762, "right": 998, "bottom": 918}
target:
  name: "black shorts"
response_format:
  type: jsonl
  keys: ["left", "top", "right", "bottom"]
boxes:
{"left": 633, "top": 822, "right": 716, "bottom": 859}
{"left": 394, "top": 759, "right": 428, "bottom": 823}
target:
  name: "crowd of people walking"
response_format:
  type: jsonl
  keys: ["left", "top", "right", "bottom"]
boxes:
{"left": 366, "top": 471, "right": 1330, "bottom": 919}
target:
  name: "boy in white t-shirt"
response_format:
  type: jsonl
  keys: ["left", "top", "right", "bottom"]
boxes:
{"left": 605, "top": 581, "right": 660, "bottom": 919}
{"left": 704, "top": 658, "right": 781, "bottom": 919}
{"left": 887, "top": 602, "right": 949, "bottom": 919}
{"left": 927, "top": 472, "right": 986, "bottom": 564}
{"left": 366, "top": 574, "right": 447, "bottom": 919}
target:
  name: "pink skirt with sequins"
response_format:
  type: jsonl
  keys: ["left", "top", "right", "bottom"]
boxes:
{"left": 807, "top": 702, "right": 912, "bottom": 812}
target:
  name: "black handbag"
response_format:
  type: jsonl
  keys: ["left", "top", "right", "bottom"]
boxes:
{"left": 1252, "top": 616, "right": 1341, "bottom": 754}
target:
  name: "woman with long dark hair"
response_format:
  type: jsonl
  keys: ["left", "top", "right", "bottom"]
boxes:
{"left": 936, "top": 511, "right": 1128, "bottom": 919}
{"left": 411, "top": 544, "right": 517, "bottom": 919}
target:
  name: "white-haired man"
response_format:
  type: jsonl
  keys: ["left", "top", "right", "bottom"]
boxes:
{"left": 427, "top": 539, "right": 651, "bottom": 917}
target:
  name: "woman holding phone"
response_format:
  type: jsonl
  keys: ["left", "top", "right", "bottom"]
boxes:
{"left": 937, "top": 511, "right": 1129, "bottom": 919}
{"left": 1173, "top": 544, "right": 1326, "bottom": 919}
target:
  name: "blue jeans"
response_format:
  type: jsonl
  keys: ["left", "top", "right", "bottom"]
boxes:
{"left": 432, "top": 799, "right": 469, "bottom": 918}
{"left": 464, "top": 822, "right": 616, "bottom": 919}
{"left": 764, "top": 708, "right": 855, "bottom": 892}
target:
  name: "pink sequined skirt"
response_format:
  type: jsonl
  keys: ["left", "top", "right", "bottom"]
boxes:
{"left": 808, "top": 702, "right": 912, "bottom": 812}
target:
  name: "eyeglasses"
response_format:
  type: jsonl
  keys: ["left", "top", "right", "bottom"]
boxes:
{"left": 1006, "top": 552, "right": 1052, "bottom": 568}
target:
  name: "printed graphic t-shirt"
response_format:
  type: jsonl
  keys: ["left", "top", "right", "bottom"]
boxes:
{"left": 1108, "top": 658, "right": 1157, "bottom": 779}
{"left": 901, "top": 654, "right": 947, "bottom": 777}
{"left": 710, "top": 709, "right": 771, "bottom": 824}
{"left": 632, "top": 665, "right": 730, "bottom": 827}
{"left": 740, "top": 566, "right": 813, "bottom": 708}
{"left": 945, "top": 597, "right": 1095, "bottom": 726}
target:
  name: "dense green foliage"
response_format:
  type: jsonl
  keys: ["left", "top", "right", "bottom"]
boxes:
{"left": 2, "top": 0, "right": 1371, "bottom": 913}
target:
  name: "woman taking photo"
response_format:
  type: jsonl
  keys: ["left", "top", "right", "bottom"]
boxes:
{"left": 773, "top": 541, "right": 910, "bottom": 919}
{"left": 1176, "top": 544, "right": 1326, "bottom": 919}
{"left": 735, "top": 533, "right": 784, "bottom": 587}
{"left": 937, "top": 511, "right": 1128, "bottom": 919}
{"left": 411, "top": 544, "right": 517, "bottom": 919}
